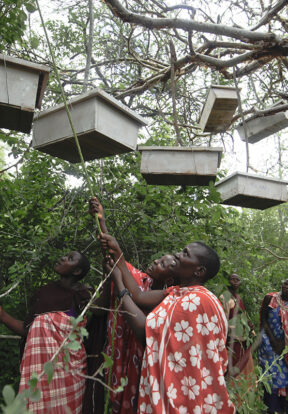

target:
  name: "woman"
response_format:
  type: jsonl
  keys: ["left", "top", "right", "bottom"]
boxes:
{"left": 259, "top": 279, "right": 288, "bottom": 414}
{"left": 101, "top": 232, "right": 236, "bottom": 414}
{"left": 89, "top": 197, "right": 178, "bottom": 413}
{"left": 0, "top": 250, "right": 99, "bottom": 413}
{"left": 219, "top": 273, "right": 255, "bottom": 378}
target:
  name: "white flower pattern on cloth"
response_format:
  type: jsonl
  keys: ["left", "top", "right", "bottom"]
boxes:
{"left": 201, "top": 367, "right": 213, "bottom": 389}
{"left": 147, "top": 306, "right": 167, "bottom": 329}
{"left": 146, "top": 336, "right": 159, "bottom": 366}
{"left": 203, "top": 393, "right": 224, "bottom": 413}
{"left": 139, "top": 402, "right": 153, "bottom": 413}
{"left": 167, "top": 383, "right": 177, "bottom": 407}
{"left": 189, "top": 344, "right": 202, "bottom": 368}
{"left": 181, "top": 376, "right": 200, "bottom": 400}
{"left": 206, "top": 339, "right": 220, "bottom": 363}
{"left": 217, "top": 367, "right": 225, "bottom": 386}
{"left": 181, "top": 293, "right": 200, "bottom": 312}
{"left": 137, "top": 286, "right": 235, "bottom": 414}
{"left": 174, "top": 320, "right": 193, "bottom": 342}
{"left": 149, "top": 375, "right": 161, "bottom": 405}
{"left": 168, "top": 352, "right": 187, "bottom": 372}
{"left": 139, "top": 375, "right": 150, "bottom": 397}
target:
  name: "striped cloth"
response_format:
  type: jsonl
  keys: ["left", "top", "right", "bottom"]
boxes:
{"left": 19, "top": 312, "right": 86, "bottom": 413}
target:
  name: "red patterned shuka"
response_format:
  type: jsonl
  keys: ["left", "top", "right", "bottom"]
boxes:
{"left": 138, "top": 285, "right": 235, "bottom": 414}
{"left": 19, "top": 312, "right": 87, "bottom": 414}
{"left": 105, "top": 262, "right": 152, "bottom": 413}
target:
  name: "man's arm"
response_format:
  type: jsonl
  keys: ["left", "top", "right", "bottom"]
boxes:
{"left": 0, "top": 306, "right": 26, "bottom": 336}
{"left": 100, "top": 233, "right": 166, "bottom": 310}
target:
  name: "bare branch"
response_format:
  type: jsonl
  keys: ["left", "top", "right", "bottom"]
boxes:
{"left": 103, "top": 0, "right": 278, "bottom": 43}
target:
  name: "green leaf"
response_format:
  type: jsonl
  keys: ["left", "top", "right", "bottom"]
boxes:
{"left": 28, "top": 373, "right": 38, "bottom": 389}
{"left": 101, "top": 352, "right": 113, "bottom": 369}
{"left": 44, "top": 361, "right": 54, "bottom": 384}
{"left": 25, "top": 3, "right": 37, "bottom": 13}
{"left": 30, "top": 36, "right": 40, "bottom": 49}
{"left": 67, "top": 340, "right": 81, "bottom": 351}
{"left": 29, "top": 387, "right": 41, "bottom": 402}
{"left": 113, "top": 377, "right": 128, "bottom": 393}
{"left": 2, "top": 385, "right": 15, "bottom": 405}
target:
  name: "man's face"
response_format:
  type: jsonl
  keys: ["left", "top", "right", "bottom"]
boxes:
{"left": 173, "top": 243, "right": 205, "bottom": 280}
{"left": 229, "top": 274, "right": 241, "bottom": 289}
{"left": 54, "top": 251, "right": 82, "bottom": 277}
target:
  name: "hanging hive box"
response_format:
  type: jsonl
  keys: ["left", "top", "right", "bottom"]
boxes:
{"left": 0, "top": 54, "right": 50, "bottom": 133}
{"left": 215, "top": 172, "right": 288, "bottom": 210}
{"left": 236, "top": 101, "right": 288, "bottom": 144}
{"left": 199, "top": 85, "right": 238, "bottom": 133}
{"left": 138, "top": 146, "right": 223, "bottom": 186}
{"left": 32, "top": 88, "right": 147, "bottom": 163}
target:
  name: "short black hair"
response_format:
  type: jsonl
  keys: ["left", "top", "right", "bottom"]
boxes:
{"left": 77, "top": 253, "right": 90, "bottom": 280}
{"left": 193, "top": 242, "right": 220, "bottom": 281}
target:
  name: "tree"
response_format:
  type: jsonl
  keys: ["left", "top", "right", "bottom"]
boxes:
{"left": 1, "top": 0, "right": 288, "bottom": 411}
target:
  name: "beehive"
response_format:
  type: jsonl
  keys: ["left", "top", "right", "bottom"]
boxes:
{"left": 215, "top": 172, "right": 288, "bottom": 209}
{"left": 237, "top": 102, "right": 288, "bottom": 144}
{"left": 139, "top": 146, "right": 223, "bottom": 186}
{"left": 0, "top": 54, "right": 50, "bottom": 133}
{"left": 32, "top": 88, "right": 147, "bottom": 162}
{"left": 199, "top": 85, "right": 238, "bottom": 133}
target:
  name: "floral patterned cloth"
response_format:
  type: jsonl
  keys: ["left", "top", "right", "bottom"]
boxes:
{"left": 258, "top": 293, "right": 288, "bottom": 395}
{"left": 138, "top": 285, "right": 235, "bottom": 414}
{"left": 106, "top": 262, "right": 152, "bottom": 413}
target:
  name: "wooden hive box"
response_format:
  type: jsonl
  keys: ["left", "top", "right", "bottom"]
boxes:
{"left": 0, "top": 54, "right": 50, "bottom": 133}
{"left": 138, "top": 146, "right": 223, "bottom": 186}
{"left": 32, "top": 88, "right": 147, "bottom": 163}
{"left": 199, "top": 85, "right": 238, "bottom": 133}
{"left": 215, "top": 172, "right": 288, "bottom": 209}
{"left": 236, "top": 102, "right": 288, "bottom": 144}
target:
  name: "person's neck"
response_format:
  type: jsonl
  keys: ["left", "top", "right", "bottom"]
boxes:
{"left": 59, "top": 277, "right": 77, "bottom": 288}
{"left": 228, "top": 286, "right": 238, "bottom": 294}
{"left": 281, "top": 293, "right": 288, "bottom": 302}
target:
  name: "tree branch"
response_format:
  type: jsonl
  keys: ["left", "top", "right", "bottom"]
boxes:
{"left": 103, "top": 0, "right": 278, "bottom": 43}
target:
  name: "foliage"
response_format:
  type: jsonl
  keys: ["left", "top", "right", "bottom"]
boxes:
{"left": 0, "top": 0, "right": 37, "bottom": 50}
{"left": 1, "top": 0, "right": 288, "bottom": 411}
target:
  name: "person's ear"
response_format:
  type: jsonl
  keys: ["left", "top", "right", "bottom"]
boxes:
{"left": 73, "top": 267, "right": 82, "bottom": 277}
{"left": 195, "top": 266, "right": 206, "bottom": 278}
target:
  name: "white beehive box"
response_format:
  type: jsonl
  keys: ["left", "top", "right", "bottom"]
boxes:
{"left": 215, "top": 172, "right": 288, "bottom": 210}
{"left": 199, "top": 85, "right": 238, "bottom": 133}
{"left": 32, "top": 88, "right": 147, "bottom": 163}
{"left": 0, "top": 54, "right": 50, "bottom": 133}
{"left": 237, "top": 103, "right": 288, "bottom": 144}
{"left": 138, "top": 146, "right": 223, "bottom": 186}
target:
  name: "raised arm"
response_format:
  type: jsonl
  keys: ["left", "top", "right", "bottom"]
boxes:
{"left": 105, "top": 260, "right": 146, "bottom": 346}
{"left": 0, "top": 305, "right": 26, "bottom": 336}
{"left": 89, "top": 196, "right": 108, "bottom": 234}
{"left": 100, "top": 233, "right": 166, "bottom": 310}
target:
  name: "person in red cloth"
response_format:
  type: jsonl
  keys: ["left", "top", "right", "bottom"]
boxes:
{"left": 219, "top": 273, "right": 255, "bottom": 378}
{"left": 100, "top": 233, "right": 236, "bottom": 414}
{"left": 0, "top": 250, "right": 108, "bottom": 414}
{"left": 89, "top": 198, "right": 175, "bottom": 413}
